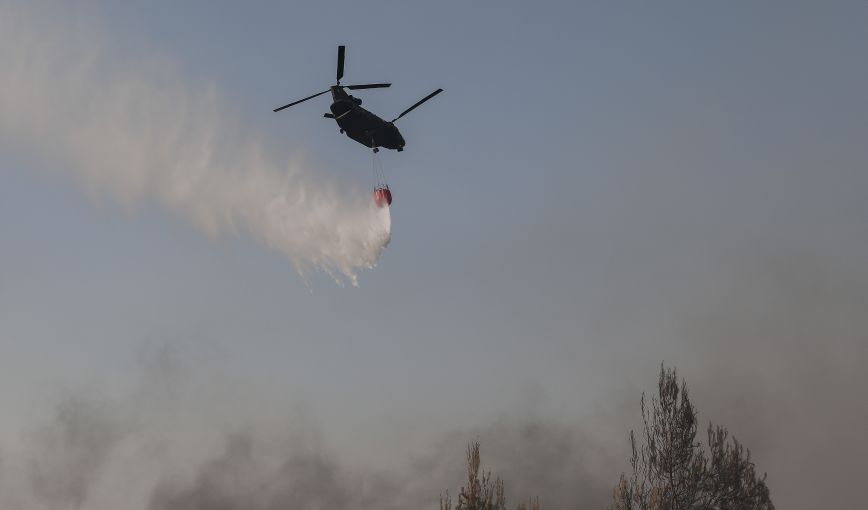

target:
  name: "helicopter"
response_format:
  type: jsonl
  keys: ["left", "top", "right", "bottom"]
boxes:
{"left": 273, "top": 45, "right": 443, "bottom": 153}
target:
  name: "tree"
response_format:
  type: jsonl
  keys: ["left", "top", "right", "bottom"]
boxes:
{"left": 442, "top": 442, "right": 538, "bottom": 510}
{"left": 610, "top": 365, "right": 774, "bottom": 510}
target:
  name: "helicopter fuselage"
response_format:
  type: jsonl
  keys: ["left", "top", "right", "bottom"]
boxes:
{"left": 329, "top": 86, "right": 405, "bottom": 152}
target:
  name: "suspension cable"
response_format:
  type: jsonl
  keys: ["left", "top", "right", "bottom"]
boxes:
{"left": 370, "top": 136, "right": 388, "bottom": 189}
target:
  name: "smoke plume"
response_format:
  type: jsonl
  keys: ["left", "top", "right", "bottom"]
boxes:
{"left": 2, "top": 251, "right": 867, "bottom": 510}
{"left": 0, "top": 366, "right": 616, "bottom": 510}
{"left": 0, "top": 3, "right": 390, "bottom": 284}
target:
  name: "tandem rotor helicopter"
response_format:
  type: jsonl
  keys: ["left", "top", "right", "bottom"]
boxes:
{"left": 272, "top": 46, "right": 443, "bottom": 206}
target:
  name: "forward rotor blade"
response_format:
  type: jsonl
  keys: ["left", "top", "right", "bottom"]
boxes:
{"left": 273, "top": 89, "right": 329, "bottom": 113}
{"left": 336, "top": 45, "right": 345, "bottom": 84}
{"left": 391, "top": 88, "right": 443, "bottom": 122}
{"left": 346, "top": 83, "right": 392, "bottom": 90}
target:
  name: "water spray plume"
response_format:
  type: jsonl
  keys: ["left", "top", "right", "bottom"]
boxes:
{"left": 0, "top": 5, "right": 390, "bottom": 285}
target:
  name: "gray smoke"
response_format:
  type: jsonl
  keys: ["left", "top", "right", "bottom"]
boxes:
{"left": 666, "top": 253, "right": 868, "bottom": 509}
{"left": 1, "top": 257, "right": 866, "bottom": 510}
{"left": 0, "top": 335, "right": 661, "bottom": 510}
{"left": 144, "top": 422, "right": 610, "bottom": 510}
{"left": 0, "top": 3, "right": 390, "bottom": 284}
{"left": 28, "top": 396, "right": 121, "bottom": 510}
{"left": 0, "top": 340, "right": 622, "bottom": 510}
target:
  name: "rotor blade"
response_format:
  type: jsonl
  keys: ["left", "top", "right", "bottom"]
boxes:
{"left": 391, "top": 88, "right": 443, "bottom": 122}
{"left": 336, "top": 45, "right": 345, "bottom": 84}
{"left": 345, "top": 83, "right": 392, "bottom": 90}
{"left": 273, "top": 89, "right": 329, "bottom": 113}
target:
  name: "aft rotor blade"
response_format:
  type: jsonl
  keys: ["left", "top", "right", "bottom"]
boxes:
{"left": 336, "top": 45, "right": 345, "bottom": 84}
{"left": 345, "top": 83, "right": 392, "bottom": 90}
{"left": 391, "top": 88, "right": 444, "bottom": 122}
{"left": 273, "top": 89, "right": 329, "bottom": 113}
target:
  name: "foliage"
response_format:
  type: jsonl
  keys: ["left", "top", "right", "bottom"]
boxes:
{"left": 442, "top": 442, "right": 537, "bottom": 510}
{"left": 610, "top": 366, "right": 774, "bottom": 510}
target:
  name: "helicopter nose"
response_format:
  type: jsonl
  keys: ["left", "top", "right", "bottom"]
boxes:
{"left": 390, "top": 123, "right": 405, "bottom": 148}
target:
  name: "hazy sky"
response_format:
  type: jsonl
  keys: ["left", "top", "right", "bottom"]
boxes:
{"left": 1, "top": 2, "right": 867, "bottom": 509}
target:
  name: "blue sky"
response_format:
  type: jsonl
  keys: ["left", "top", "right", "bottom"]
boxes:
{"left": 1, "top": 2, "right": 867, "bottom": 508}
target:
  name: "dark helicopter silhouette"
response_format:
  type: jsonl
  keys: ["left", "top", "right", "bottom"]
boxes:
{"left": 273, "top": 45, "right": 442, "bottom": 153}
